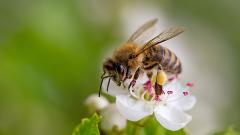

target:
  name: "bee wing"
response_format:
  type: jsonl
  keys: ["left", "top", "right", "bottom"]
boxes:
{"left": 135, "top": 26, "right": 186, "bottom": 56}
{"left": 127, "top": 18, "right": 158, "bottom": 44}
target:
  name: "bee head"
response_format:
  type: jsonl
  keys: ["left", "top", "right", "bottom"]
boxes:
{"left": 103, "top": 59, "right": 126, "bottom": 85}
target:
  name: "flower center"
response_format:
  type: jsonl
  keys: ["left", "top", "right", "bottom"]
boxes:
{"left": 128, "top": 77, "right": 194, "bottom": 105}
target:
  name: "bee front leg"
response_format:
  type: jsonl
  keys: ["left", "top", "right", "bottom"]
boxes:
{"left": 128, "top": 68, "right": 140, "bottom": 90}
{"left": 122, "top": 66, "right": 132, "bottom": 88}
{"left": 123, "top": 66, "right": 132, "bottom": 81}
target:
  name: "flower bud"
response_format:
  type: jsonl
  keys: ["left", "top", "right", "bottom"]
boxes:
{"left": 100, "top": 104, "right": 127, "bottom": 132}
{"left": 84, "top": 94, "right": 109, "bottom": 114}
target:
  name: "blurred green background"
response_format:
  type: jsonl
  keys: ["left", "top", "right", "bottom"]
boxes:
{"left": 0, "top": 0, "right": 240, "bottom": 135}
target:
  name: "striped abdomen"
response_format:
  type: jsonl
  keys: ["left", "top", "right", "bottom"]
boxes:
{"left": 142, "top": 46, "right": 182, "bottom": 74}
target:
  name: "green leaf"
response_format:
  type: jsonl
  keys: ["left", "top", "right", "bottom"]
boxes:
{"left": 72, "top": 113, "right": 101, "bottom": 135}
{"left": 213, "top": 127, "right": 240, "bottom": 135}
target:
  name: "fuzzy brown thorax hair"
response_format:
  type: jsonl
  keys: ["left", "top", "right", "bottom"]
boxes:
{"left": 113, "top": 43, "right": 143, "bottom": 68}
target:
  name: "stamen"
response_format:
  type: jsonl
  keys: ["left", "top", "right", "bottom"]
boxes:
{"left": 150, "top": 95, "right": 155, "bottom": 101}
{"left": 161, "top": 90, "right": 165, "bottom": 95}
{"left": 141, "top": 91, "right": 147, "bottom": 101}
{"left": 183, "top": 91, "right": 189, "bottom": 96}
{"left": 186, "top": 82, "right": 194, "bottom": 87}
{"left": 167, "top": 91, "right": 173, "bottom": 95}
{"left": 149, "top": 91, "right": 155, "bottom": 96}
{"left": 168, "top": 76, "right": 175, "bottom": 82}
{"left": 154, "top": 95, "right": 161, "bottom": 101}
{"left": 167, "top": 91, "right": 189, "bottom": 103}
{"left": 143, "top": 80, "right": 152, "bottom": 93}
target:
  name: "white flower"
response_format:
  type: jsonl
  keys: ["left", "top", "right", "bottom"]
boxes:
{"left": 84, "top": 94, "right": 109, "bottom": 113}
{"left": 100, "top": 104, "right": 127, "bottom": 132}
{"left": 102, "top": 73, "right": 196, "bottom": 131}
{"left": 85, "top": 94, "right": 127, "bottom": 132}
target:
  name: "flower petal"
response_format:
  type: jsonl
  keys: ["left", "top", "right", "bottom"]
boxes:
{"left": 136, "top": 73, "right": 149, "bottom": 84}
{"left": 163, "top": 80, "right": 186, "bottom": 101}
{"left": 154, "top": 106, "right": 192, "bottom": 131}
{"left": 168, "top": 95, "right": 196, "bottom": 111}
{"left": 102, "top": 78, "right": 128, "bottom": 96}
{"left": 100, "top": 104, "right": 127, "bottom": 132}
{"left": 116, "top": 94, "right": 153, "bottom": 121}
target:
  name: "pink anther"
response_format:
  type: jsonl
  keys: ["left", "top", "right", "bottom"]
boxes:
{"left": 161, "top": 90, "right": 165, "bottom": 95}
{"left": 143, "top": 80, "right": 152, "bottom": 93}
{"left": 167, "top": 91, "right": 173, "bottom": 95}
{"left": 168, "top": 76, "right": 175, "bottom": 82}
{"left": 186, "top": 82, "right": 194, "bottom": 87}
{"left": 155, "top": 95, "right": 161, "bottom": 101}
{"left": 183, "top": 91, "right": 189, "bottom": 96}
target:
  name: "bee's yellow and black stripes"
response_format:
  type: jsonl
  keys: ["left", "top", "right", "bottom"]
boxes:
{"left": 161, "top": 46, "right": 182, "bottom": 74}
{"left": 142, "top": 46, "right": 182, "bottom": 74}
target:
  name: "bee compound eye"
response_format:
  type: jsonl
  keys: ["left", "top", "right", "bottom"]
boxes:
{"left": 116, "top": 64, "right": 124, "bottom": 73}
{"left": 119, "top": 65, "right": 125, "bottom": 74}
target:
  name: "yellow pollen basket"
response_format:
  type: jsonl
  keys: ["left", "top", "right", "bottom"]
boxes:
{"left": 156, "top": 70, "right": 167, "bottom": 85}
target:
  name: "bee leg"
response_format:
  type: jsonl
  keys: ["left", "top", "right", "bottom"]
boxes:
{"left": 154, "top": 64, "right": 165, "bottom": 96}
{"left": 128, "top": 68, "right": 140, "bottom": 90}
{"left": 99, "top": 71, "right": 106, "bottom": 97}
{"left": 123, "top": 66, "right": 132, "bottom": 82}
{"left": 122, "top": 66, "right": 132, "bottom": 88}
{"left": 154, "top": 83, "right": 163, "bottom": 96}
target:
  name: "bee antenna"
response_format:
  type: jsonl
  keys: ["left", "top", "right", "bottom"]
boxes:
{"left": 99, "top": 75, "right": 113, "bottom": 97}
{"left": 106, "top": 77, "right": 111, "bottom": 92}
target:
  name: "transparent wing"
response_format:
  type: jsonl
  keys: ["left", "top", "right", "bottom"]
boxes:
{"left": 135, "top": 26, "right": 186, "bottom": 56}
{"left": 145, "top": 26, "right": 185, "bottom": 47}
{"left": 127, "top": 18, "right": 158, "bottom": 44}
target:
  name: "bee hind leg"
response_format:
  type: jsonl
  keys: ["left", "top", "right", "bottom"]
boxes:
{"left": 154, "top": 64, "right": 167, "bottom": 98}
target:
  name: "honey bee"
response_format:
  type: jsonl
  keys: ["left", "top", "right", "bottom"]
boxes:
{"left": 99, "top": 18, "right": 185, "bottom": 97}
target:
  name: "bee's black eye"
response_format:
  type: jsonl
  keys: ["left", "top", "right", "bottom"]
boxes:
{"left": 116, "top": 64, "right": 124, "bottom": 74}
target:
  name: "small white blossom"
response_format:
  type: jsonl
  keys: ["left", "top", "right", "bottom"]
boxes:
{"left": 102, "top": 73, "right": 196, "bottom": 131}
{"left": 100, "top": 104, "right": 127, "bottom": 132}
{"left": 84, "top": 94, "right": 109, "bottom": 113}
{"left": 85, "top": 94, "right": 127, "bottom": 132}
